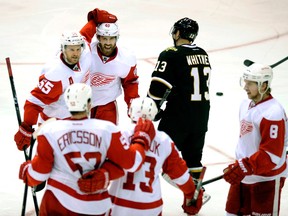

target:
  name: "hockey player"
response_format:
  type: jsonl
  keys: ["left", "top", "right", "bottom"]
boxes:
{"left": 223, "top": 63, "right": 288, "bottom": 215}
{"left": 13, "top": 8, "right": 117, "bottom": 151}
{"left": 107, "top": 97, "right": 203, "bottom": 216}
{"left": 18, "top": 83, "right": 156, "bottom": 216}
{"left": 147, "top": 17, "right": 211, "bottom": 199}
{"left": 13, "top": 7, "right": 118, "bottom": 203}
{"left": 80, "top": 9, "right": 139, "bottom": 125}
{"left": 13, "top": 31, "right": 90, "bottom": 151}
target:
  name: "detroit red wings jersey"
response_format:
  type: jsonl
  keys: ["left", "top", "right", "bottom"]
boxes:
{"left": 23, "top": 47, "right": 91, "bottom": 126}
{"left": 236, "top": 95, "right": 288, "bottom": 184}
{"left": 26, "top": 118, "right": 145, "bottom": 215}
{"left": 109, "top": 126, "right": 191, "bottom": 216}
{"left": 89, "top": 42, "right": 139, "bottom": 107}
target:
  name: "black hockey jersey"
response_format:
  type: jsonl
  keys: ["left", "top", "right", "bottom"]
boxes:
{"left": 148, "top": 44, "right": 211, "bottom": 133}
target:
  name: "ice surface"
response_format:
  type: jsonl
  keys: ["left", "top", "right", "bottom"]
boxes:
{"left": 0, "top": 0, "right": 287, "bottom": 215}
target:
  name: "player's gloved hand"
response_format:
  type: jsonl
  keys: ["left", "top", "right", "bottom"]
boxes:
{"left": 182, "top": 188, "right": 204, "bottom": 215}
{"left": 14, "top": 122, "right": 34, "bottom": 150}
{"left": 131, "top": 118, "right": 156, "bottom": 150}
{"left": 223, "top": 157, "right": 253, "bottom": 185}
{"left": 78, "top": 168, "right": 109, "bottom": 193}
{"left": 87, "top": 8, "right": 117, "bottom": 24}
{"left": 19, "top": 160, "right": 32, "bottom": 184}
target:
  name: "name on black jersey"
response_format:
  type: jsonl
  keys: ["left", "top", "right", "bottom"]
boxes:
{"left": 186, "top": 55, "right": 210, "bottom": 65}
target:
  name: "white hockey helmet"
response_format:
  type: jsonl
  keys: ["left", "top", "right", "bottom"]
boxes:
{"left": 61, "top": 31, "right": 85, "bottom": 48}
{"left": 64, "top": 83, "right": 92, "bottom": 112}
{"left": 241, "top": 63, "right": 273, "bottom": 88}
{"left": 129, "top": 97, "right": 158, "bottom": 122}
{"left": 96, "top": 23, "right": 119, "bottom": 38}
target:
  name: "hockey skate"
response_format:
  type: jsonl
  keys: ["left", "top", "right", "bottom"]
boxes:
{"left": 202, "top": 191, "right": 211, "bottom": 205}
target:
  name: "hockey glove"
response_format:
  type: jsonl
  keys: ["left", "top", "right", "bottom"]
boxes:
{"left": 182, "top": 188, "right": 204, "bottom": 215}
{"left": 223, "top": 157, "right": 253, "bottom": 185}
{"left": 78, "top": 168, "right": 109, "bottom": 193}
{"left": 87, "top": 8, "right": 117, "bottom": 24}
{"left": 131, "top": 118, "right": 155, "bottom": 151}
{"left": 14, "top": 122, "right": 34, "bottom": 150}
{"left": 19, "top": 160, "right": 31, "bottom": 184}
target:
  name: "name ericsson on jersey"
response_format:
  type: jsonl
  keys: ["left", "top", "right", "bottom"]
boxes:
{"left": 57, "top": 130, "right": 102, "bottom": 151}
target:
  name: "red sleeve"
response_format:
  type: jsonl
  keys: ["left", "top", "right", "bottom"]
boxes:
{"left": 121, "top": 65, "right": 139, "bottom": 107}
{"left": 27, "top": 135, "right": 54, "bottom": 185}
{"left": 178, "top": 178, "right": 195, "bottom": 197}
{"left": 249, "top": 118, "right": 285, "bottom": 175}
{"left": 162, "top": 142, "right": 195, "bottom": 195}
{"left": 80, "top": 20, "right": 96, "bottom": 44}
{"left": 162, "top": 142, "right": 190, "bottom": 179}
{"left": 32, "top": 135, "right": 54, "bottom": 174}
{"left": 106, "top": 132, "right": 145, "bottom": 171}
{"left": 23, "top": 75, "right": 63, "bottom": 126}
{"left": 23, "top": 100, "right": 44, "bottom": 126}
{"left": 101, "top": 159, "right": 125, "bottom": 180}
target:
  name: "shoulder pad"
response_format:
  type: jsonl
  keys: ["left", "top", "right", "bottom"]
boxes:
{"left": 164, "top": 46, "right": 178, "bottom": 52}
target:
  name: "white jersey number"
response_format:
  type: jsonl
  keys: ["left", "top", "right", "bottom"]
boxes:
{"left": 38, "top": 79, "right": 54, "bottom": 94}
{"left": 191, "top": 66, "right": 210, "bottom": 101}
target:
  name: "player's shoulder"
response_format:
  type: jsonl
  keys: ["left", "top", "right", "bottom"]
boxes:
{"left": 89, "top": 118, "right": 120, "bottom": 133}
{"left": 41, "top": 56, "right": 70, "bottom": 81}
{"left": 153, "top": 130, "right": 174, "bottom": 151}
{"left": 261, "top": 97, "right": 286, "bottom": 120}
{"left": 117, "top": 45, "right": 136, "bottom": 65}
{"left": 160, "top": 46, "right": 178, "bottom": 54}
{"left": 38, "top": 119, "right": 61, "bottom": 136}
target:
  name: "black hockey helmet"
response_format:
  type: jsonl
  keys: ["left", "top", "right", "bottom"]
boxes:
{"left": 171, "top": 17, "right": 199, "bottom": 42}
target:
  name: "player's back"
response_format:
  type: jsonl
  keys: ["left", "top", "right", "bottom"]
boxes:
{"left": 156, "top": 44, "right": 211, "bottom": 132}
{"left": 108, "top": 129, "right": 179, "bottom": 216}
{"left": 38, "top": 118, "right": 118, "bottom": 214}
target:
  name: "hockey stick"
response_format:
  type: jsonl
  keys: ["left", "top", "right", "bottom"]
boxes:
{"left": 6, "top": 57, "right": 40, "bottom": 216}
{"left": 202, "top": 174, "right": 223, "bottom": 186}
{"left": 159, "top": 88, "right": 171, "bottom": 108}
{"left": 153, "top": 88, "right": 172, "bottom": 121}
{"left": 243, "top": 56, "right": 288, "bottom": 68}
{"left": 189, "top": 166, "right": 207, "bottom": 205}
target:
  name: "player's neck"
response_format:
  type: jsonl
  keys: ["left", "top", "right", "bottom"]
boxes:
{"left": 175, "top": 38, "right": 192, "bottom": 46}
{"left": 71, "top": 112, "right": 88, "bottom": 120}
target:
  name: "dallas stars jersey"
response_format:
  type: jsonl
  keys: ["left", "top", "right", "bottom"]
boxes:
{"left": 148, "top": 44, "right": 211, "bottom": 132}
